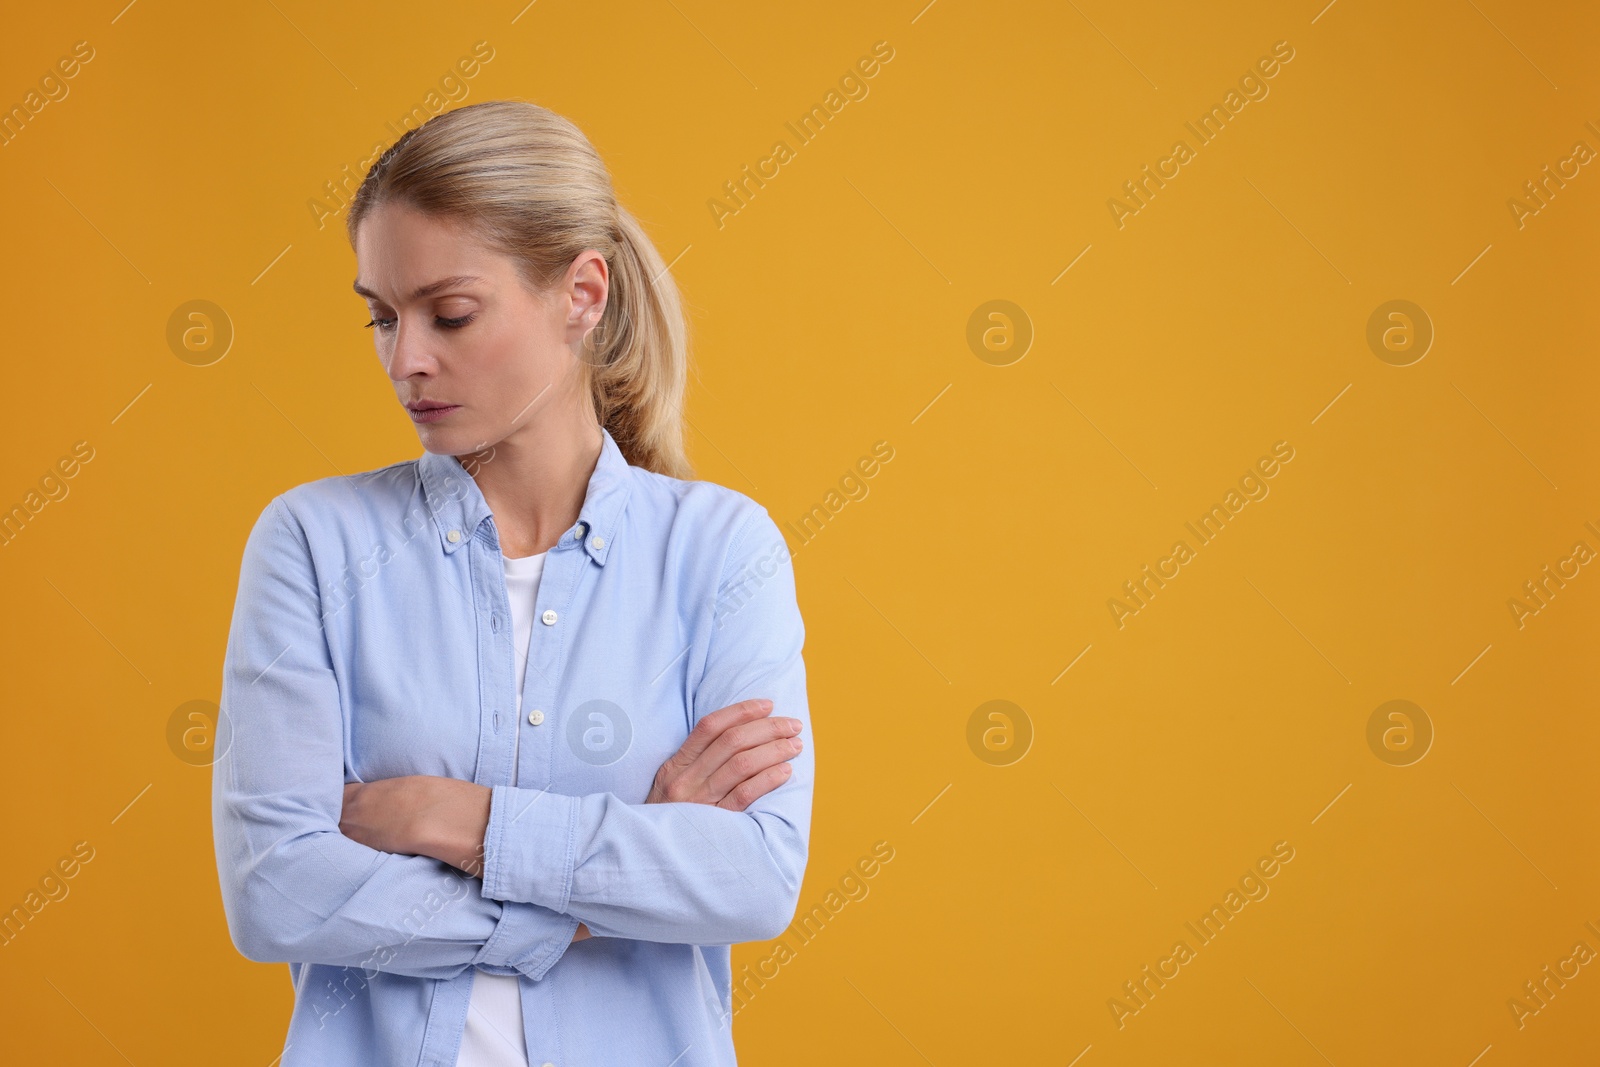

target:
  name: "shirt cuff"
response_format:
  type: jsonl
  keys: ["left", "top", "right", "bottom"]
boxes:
{"left": 472, "top": 899, "right": 583, "bottom": 981}
{"left": 480, "top": 785, "right": 580, "bottom": 911}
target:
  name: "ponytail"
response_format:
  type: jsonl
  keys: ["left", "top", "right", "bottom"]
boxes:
{"left": 583, "top": 203, "right": 691, "bottom": 478}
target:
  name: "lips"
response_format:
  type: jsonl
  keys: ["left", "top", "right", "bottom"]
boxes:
{"left": 406, "top": 402, "right": 460, "bottom": 423}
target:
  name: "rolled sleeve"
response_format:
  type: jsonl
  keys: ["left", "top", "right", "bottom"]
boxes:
{"left": 474, "top": 900, "right": 582, "bottom": 980}
{"left": 480, "top": 786, "right": 581, "bottom": 913}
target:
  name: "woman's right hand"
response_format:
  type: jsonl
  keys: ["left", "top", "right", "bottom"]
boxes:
{"left": 645, "top": 698, "right": 804, "bottom": 811}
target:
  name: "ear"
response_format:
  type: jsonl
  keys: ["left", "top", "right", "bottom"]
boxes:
{"left": 565, "top": 250, "right": 610, "bottom": 342}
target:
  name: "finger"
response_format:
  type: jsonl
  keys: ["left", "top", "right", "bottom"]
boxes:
{"left": 716, "top": 762, "right": 794, "bottom": 813}
{"left": 670, "top": 698, "right": 773, "bottom": 769}
{"left": 677, "top": 712, "right": 798, "bottom": 798}
{"left": 711, "top": 714, "right": 803, "bottom": 760}
{"left": 702, "top": 733, "right": 803, "bottom": 802}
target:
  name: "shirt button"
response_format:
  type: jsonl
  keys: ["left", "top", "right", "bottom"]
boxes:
{"left": 447, "top": 530, "right": 461, "bottom": 543}
{"left": 527, "top": 709, "right": 545, "bottom": 726}
{"left": 541, "top": 609, "right": 558, "bottom": 626}
{"left": 591, "top": 536, "right": 605, "bottom": 550}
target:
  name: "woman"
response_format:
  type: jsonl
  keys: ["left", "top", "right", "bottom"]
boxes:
{"left": 212, "top": 100, "right": 813, "bottom": 1067}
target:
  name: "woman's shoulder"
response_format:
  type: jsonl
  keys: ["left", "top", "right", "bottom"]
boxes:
{"left": 626, "top": 463, "right": 774, "bottom": 546}
{"left": 257, "top": 458, "right": 422, "bottom": 532}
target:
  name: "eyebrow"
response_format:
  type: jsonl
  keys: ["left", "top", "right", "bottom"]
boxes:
{"left": 352, "top": 274, "right": 484, "bottom": 301}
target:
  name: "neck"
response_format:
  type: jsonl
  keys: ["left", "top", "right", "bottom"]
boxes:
{"left": 462, "top": 406, "right": 603, "bottom": 558}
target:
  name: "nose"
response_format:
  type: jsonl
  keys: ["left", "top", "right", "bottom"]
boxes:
{"left": 384, "top": 315, "right": 437, "bottom": 381}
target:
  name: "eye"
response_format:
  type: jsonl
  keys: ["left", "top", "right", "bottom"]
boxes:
{"left": 363, "top": 314, "right": 475, "bottom": 331}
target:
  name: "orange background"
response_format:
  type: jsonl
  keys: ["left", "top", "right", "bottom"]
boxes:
{"left": 2, "top": 1, "right": 1596, "bottom": 1064}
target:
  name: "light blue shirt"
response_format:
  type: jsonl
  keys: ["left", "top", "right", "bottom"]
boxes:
{"left": 212, "top": 426, "right": 813, "bottom": 1066}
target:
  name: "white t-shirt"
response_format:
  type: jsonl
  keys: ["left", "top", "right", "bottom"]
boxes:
{"left": 457, "top": 549, "right": 546, "bottom": 1066}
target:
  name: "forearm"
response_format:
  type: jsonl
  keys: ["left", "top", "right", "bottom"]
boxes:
{"left": 338, "top": 775, "right": 592, "bottom": 946}
{"left": 215, "top": 791, "right": 580, "bottom": 980}
{"left": 384, "top": 774, "right": 804, "bottom": 944}
{"left": 476, "top": 785, "right": 810, "bottom": 945}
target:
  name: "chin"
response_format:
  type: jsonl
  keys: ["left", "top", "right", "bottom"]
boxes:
{"left": 414, "top": 425, "right": 470, "bottom": 454}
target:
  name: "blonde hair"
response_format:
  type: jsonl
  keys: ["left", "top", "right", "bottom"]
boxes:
{"left": 346, "top": 99, "right": 693, "bottom": 478}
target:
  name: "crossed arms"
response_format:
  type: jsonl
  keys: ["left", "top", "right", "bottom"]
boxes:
{"left": 211, "top": 497, "right": 811, "bottom": 982}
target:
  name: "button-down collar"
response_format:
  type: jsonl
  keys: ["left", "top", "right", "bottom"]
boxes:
{"left": 417, "top": 425, "right": 632, "bottom": 565}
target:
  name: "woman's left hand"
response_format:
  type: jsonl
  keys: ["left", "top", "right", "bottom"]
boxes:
{"left": 340, "top": 776, "right": 492, "bottom": 878}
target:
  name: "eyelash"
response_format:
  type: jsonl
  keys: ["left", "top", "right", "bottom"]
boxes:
{"left": 364, "top": 314, "right": 476, "bottom": 332}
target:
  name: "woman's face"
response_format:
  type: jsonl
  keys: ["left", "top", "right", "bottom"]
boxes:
{"left": 352, "top": 199, "right": 605, "bottom": 457}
